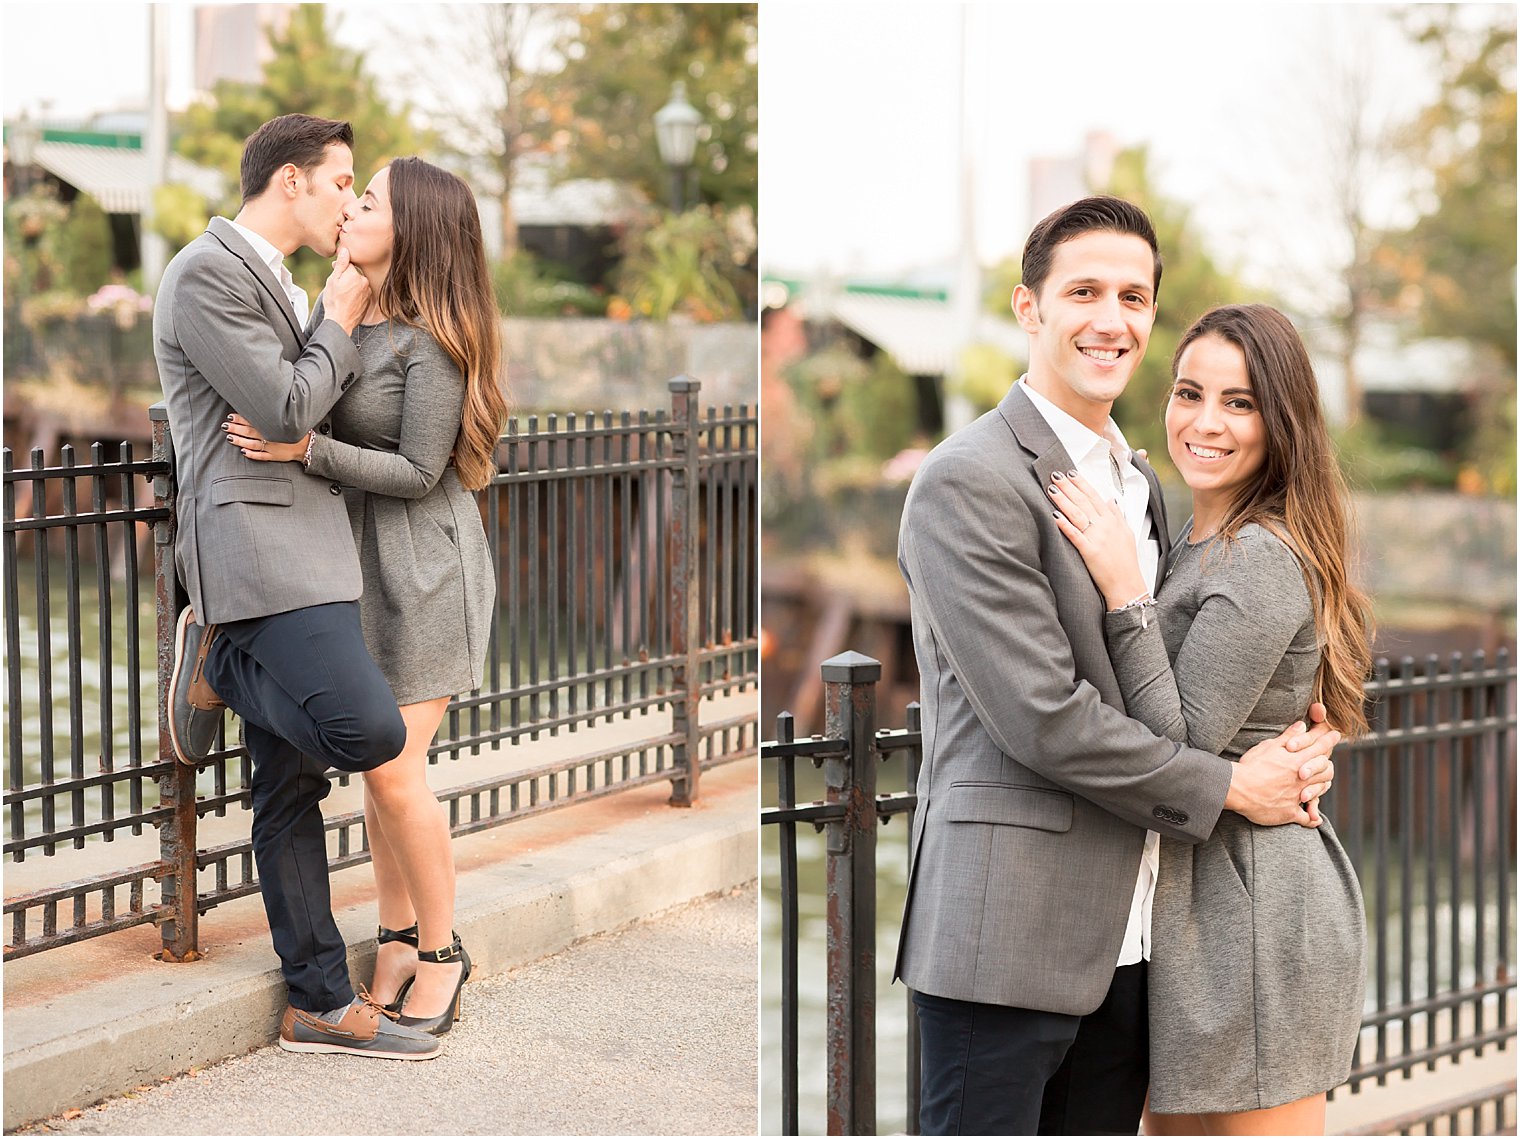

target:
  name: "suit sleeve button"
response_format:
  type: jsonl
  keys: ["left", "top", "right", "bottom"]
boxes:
{"left": 318, "top": 423, "right": 331, "bottom": 434}
{"left": 329, "top": 483, "right": 342, "bottom": 495}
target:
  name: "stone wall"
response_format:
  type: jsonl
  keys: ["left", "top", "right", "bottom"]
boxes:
{"left": 503, "top": 318, "right": 756, "bottom": 413}
{"left": 1350, "top": 492, "right": 1516, "bottom": 612}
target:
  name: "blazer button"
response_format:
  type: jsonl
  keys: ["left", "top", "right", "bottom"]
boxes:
{"left": 1153, "top": 805, "right": 1188, "bottom": 825}
{"left": 318, "top": 423, "right": 331, "bottom": 434}
{"left": 329, "top": 483, "right": 342, "bottom": 495}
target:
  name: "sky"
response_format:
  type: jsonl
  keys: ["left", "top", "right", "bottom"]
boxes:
{"left": 759, "top": 2, "right": 1463, "bottom": 307}
{"left": 0, "top": 4, "right": 461, "bottom": 120}
{"left": 0, "top": 2, "right": 1501, "bottom": 309}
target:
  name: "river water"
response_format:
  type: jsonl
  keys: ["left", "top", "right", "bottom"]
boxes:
{"left": 7, "top": 562, "right": 161, "bottom": 836}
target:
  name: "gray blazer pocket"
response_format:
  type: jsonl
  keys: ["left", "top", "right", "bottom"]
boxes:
{"left": 943, "top": 782, "right": 1074, "bottom": 832}
{"left": 211, "top": 476, "right": 294, "bottom": 507}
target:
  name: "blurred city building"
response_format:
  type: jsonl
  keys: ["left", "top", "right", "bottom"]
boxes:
{"left": 1028, "top": 129, "right": 1119, "bottom": 228}
{"left": 1308, "top": 321, "right": 1502, "bottom": 451}
{"left": 476, "top": 151, "right": 645, "bottom": 278}
{"left": 194, "top": 4, "right": 295, "bottom": 92}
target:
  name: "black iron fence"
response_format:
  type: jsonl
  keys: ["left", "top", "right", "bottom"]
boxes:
{"left": 5, "top": 378, "right": 758, "bottom": 961}
{"left": 763, "top": 650, "right": 1517, "bottom": 1136}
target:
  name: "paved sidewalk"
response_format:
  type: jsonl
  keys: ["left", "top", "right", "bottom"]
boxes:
{"left": 4, "top": 693, "right": 758, "bottom": 1133}
{"left": 15, "top": 883, "right": 759, "bottom": 1136}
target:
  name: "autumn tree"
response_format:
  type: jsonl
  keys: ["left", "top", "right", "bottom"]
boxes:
{"left": 1378, "top": 10, "right": 1516, "bottom": 361}
{"left": 1374, "top": 8, "right": 1516, "bottom": 491}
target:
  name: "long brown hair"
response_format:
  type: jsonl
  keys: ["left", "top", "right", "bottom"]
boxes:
{"left": 1173, "top": 304, "right": 1373, "bottom": 736}
{"left": 377, "top": 157, "right": 507, "bottom": 491}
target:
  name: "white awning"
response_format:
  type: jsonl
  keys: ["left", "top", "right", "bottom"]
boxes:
{"left": 32, "top": 141, "right": 225, "bottom": 214}
{"left": 819, "top": 292, "right": 1026, "bottom": 377}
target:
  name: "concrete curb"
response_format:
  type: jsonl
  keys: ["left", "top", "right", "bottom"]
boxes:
{"left": 3, "top": 764, "right": 757, "bottom": 1131}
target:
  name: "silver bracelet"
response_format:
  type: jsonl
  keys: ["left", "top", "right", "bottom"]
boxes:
{"left": 1109, "top": 592, "right": 1156, "bottom": 629}
{"left": 302, "top": 432, "right": 316, "bottom": 469}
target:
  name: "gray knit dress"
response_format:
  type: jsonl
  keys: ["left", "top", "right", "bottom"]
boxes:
{"left": 1103, "top": 521, "right": 1365, "bottom": 1114}
{"left": 303, "top": 320, "right": 495, "bottom": 705}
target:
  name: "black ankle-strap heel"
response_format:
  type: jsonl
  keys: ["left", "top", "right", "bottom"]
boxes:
{"left": 397, "top": 932, "right": 471, "bottom": 1036}
{"left": 375, "top": 923, "right": 419, "bottom": 1014}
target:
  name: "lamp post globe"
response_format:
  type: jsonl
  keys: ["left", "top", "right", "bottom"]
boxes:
{"left": 654, "top": 80, "right": 702, "bottom": 211}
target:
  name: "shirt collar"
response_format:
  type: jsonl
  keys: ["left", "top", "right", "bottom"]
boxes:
{"left": 1018, "top": 376, "right": 1134, "bottom": 465}
{"left": 225, "top": 218, "right": 289, "bottom": 280}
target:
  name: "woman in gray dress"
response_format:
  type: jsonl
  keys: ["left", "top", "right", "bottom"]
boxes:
{"left": 226, "top": 157, "right": 507, "bottom": 1036}
{"left": 1048, "top": 304, "right": 1370, "bottom": 1135}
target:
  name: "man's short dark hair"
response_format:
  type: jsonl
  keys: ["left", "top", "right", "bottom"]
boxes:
{"left": 240, "top": 114, "right": 354, "bottom": 203}
{"left": 1020, "top": 195, "right": 1162, "bottom": 301}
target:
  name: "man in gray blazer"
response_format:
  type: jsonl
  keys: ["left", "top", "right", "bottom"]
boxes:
{"left": 896, "top": 197, "right": 1338, "bottom": 1133}
{"left": 154, "top": 114, "right": 436, "bottom": 1060}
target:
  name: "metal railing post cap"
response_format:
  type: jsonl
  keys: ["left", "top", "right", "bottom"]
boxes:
{"left": 820, "top": 651, "right": 882, "bottom": 684}
{"left": 668, "top": 375, "right": 702, "bottom": 393}
{"left": 148, "top": 402, "right": 168, "bottom": 421}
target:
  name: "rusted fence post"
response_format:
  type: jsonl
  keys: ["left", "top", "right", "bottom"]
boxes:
{"left": 149, "top": 404, "right": 199, "bottom": 961}
{"left": 822, "top": 650, "right": 880, "bottom": 1135}
{"left": 667, "top": 377, "right": 702, "bottom": 807}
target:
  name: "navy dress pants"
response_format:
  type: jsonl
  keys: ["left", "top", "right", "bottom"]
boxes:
{"left": 203, "top": 601, "right": 406, "bottom": 1013}
{"left": 914, "top": 962, "right": 1149, "bottom": 1136}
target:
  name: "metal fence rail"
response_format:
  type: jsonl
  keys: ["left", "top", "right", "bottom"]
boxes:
{"left": 762, "top": 649, "right": 1517, "bottom": 1136}
{"left": 3, "top": 443, "right": 166, "bottom": 953}
{"left": 5, "top": 378, "right": 758, "bottom": 961}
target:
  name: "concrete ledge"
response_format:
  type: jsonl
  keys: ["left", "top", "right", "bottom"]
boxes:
{"left": 3, "top": 760, "right": 757, "bottom": 1131}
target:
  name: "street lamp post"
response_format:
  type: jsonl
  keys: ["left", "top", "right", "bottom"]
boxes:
{"left": 653, "top": 80, "right": 702, "bottom": 212}
{"left": 9, "top": 109, "right": 41, "bottom": 196}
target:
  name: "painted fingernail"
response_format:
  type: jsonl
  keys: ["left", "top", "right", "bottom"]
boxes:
{"left": 1067, "top": 469, "right": 1079, "bottom": 478}
{"left": 228, "top": 434, "right": 235, "bottom": 442}
{"left": 1051, "top": 470, "right": 1065, "bottom": 480}
{"left": 1048, "top": 485, "right": 1060, "bottom": 496}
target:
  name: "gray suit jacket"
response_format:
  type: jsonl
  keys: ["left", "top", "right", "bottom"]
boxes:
{"left": 153, "top": 217, "right": 364, "bottom": 623}
{"left": 894, "top": 383, "right": 1235, "bottom": 1016}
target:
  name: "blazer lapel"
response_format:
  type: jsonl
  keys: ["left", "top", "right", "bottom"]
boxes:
{"left": 997, "top": 384, "right": 1095, "bottom": 579}
{"left": 1133, "top": 453, "right": 1170, "bottom": 594}
{"left": 998, "top": 383, "right": 1075, "bottom": 483}
{"left": 1001, "top": 383, "right": 1172, "bottom": 596}
{"left": 205, "top": 217, "right": 304, "bottom": 343}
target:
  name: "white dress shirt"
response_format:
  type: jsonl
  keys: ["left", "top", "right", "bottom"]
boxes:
{"left": 1019, "top": 377, "right": 1163, "bottom": 965}
{"left": 226, "top": 218, "right": 310, "bottom": 328}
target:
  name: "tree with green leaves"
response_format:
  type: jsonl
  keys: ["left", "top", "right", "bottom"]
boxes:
{"left": 542, "top": 4, "right": 757, "bottom": 213}
{"left": 1374, "top": 8, "right": 1516, "bottom": 492}
{"left": 172, "top": 4, "right": 422, "bottom": 290}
